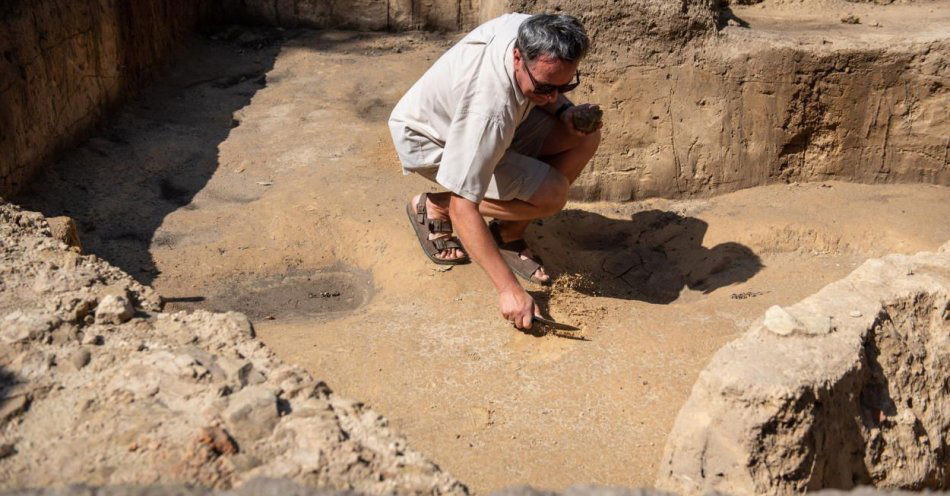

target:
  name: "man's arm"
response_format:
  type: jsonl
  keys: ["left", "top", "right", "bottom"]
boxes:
{"left": 448, "top": 194, "right": 538, "bottom": 330}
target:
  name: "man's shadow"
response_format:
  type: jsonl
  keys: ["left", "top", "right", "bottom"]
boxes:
{"left": 530, "top": 209, "right": 763, "bottom": 304}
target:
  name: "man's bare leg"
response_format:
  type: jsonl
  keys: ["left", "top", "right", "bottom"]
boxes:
{"left": 477, "top": 126, "right": 602, "bottom": 280}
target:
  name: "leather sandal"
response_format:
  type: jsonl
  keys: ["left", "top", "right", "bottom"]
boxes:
{"left": 488, "top": 220, "right": 552, "bottom": 286}
{"left": 405, "top": 194, "right": 470, "bottom": 265}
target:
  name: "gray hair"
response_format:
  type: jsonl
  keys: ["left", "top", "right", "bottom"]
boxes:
{"left": 516, "top": 14, "right": 590, "bottom": 63}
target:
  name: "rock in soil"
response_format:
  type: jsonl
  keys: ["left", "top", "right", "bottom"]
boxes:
{"left": 571, "top": 105, "right": 603, "bottom": 134}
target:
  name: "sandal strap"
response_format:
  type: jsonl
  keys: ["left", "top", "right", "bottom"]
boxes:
{"left": 428, "top": 218, "right": 453, "bottom": 234}
{"left": 432, "top": 238, "right": 462, "bottom": 251}
{"left": 414, "top": 194, "right": 427, "bottom": 224}
{"left": 415, "top": 194, "right": 453, "bottom": 233}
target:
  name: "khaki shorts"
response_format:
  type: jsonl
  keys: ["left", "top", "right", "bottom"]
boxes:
{"left": 408, "top": 108, "right": 555, "bottom": 202}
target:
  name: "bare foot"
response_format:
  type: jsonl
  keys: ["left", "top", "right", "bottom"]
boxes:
{"left": 412, "top": 193, "right": 466, "bottom": 262}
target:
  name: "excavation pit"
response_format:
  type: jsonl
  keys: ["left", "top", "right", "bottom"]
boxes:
{"left": 2, "top": 1, "right": 948, "bottom": 494}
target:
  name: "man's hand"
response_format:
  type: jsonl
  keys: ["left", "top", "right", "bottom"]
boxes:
{"left": 499, "top": 286, "right": 541, "bottom": 330}
{"left": 448, "top": 194, "right": 540, "bottom": 330}
{"left": 561, "top": 103, "right": 603, "bottom": 137}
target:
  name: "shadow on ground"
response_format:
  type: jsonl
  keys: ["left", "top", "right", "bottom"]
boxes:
{"left": 531, "top": 209, "right": 763, "bottom": 304}
{"left": 0, "top": 365, "right": 24, "bottom": 433}
{"left": 14, "top": 26, "right": 282, "bottom": 286}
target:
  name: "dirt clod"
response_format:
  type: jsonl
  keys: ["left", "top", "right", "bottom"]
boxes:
{"left": 571, "top": 105, "right": 603, "bottom": 134}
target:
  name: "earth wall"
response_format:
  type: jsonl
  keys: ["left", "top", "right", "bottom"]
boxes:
{"left": 2, "top": 0, "right": 946, "bottom": 200}
{"left": 0, "top": 0, "right": 222, "bottom": 198}
{"left": 658, "top": 243, "right": 950, "bottom": 493}
{"left": 226, "top": 0, "right": 950, "bottom": 200}
{"left": 574, "top": 40, "right": 949, "bottom": 200}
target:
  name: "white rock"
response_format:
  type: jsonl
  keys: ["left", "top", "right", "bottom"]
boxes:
{"left": 95, "top": 294, "right": 133, "bottom": 324}
{"left": 762, "top": 305, "right": 802, "bottom": 336}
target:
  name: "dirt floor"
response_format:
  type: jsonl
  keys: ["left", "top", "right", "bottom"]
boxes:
{"left": 18, "top": 8, "right": 950, "bottom": 493}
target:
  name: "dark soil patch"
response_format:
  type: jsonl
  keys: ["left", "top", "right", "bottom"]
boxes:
{"left": 165, "top": 266, "right": 373, "bottom": 321}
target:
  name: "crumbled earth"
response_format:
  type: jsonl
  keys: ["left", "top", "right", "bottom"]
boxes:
{"left": 659, "top": 242, "right": 950, "bottom": 493}
{"left": 0, "top": 202, "right": 466, "bottom": 493}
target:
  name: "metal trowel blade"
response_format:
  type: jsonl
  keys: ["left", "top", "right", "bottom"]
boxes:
{"left": 532, "top": 315, "right": 581, "bottom": 331}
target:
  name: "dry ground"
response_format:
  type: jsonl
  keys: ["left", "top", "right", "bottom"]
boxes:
{"left": 19, "top": 4, "right": 950, "bottom": 492}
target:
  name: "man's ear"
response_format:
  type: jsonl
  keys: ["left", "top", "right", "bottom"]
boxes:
{"left": 513, "top": 46, "right": 522, "bottom": 65}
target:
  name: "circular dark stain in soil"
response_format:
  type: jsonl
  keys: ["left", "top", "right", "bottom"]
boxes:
{"left": 166, "top": 266, "right": 372, "bottom": 321}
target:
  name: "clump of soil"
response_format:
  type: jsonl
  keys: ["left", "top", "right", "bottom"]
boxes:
{"left": 571, "top": 105, "right": 603, "bottom": 134}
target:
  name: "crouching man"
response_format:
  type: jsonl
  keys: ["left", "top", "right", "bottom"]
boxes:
{"left": 388, "top": 13, "right": 601, "bottom": 330}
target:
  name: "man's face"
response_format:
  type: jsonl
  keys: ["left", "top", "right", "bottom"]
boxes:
{"left": 513, "top": 48, "right": 579, "bottom": 106}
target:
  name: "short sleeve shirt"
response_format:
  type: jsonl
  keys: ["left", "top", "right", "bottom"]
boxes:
{"left": 388, "top": 13, "right": 534, "bottom": 203}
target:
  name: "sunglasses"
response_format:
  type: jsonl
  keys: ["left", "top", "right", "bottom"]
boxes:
{"left": 522, "top": 60, "right": 581, "bottom": 95}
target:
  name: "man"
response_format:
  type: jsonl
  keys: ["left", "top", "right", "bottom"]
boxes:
{"left": 389, "top": 13, "right": 601, "bottom": 330}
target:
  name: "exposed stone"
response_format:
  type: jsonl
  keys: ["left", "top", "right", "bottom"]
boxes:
{"left": 0, "top": 310, "right": 59, "bottom": 344}
{"left": 46, "top": 216, "right": 82, "bottom": 252}
{"left": 224, "top": 385, "right": 280, "bottom": 444}
{"left": 658, "top": 244, "right": 950, "bottom": 493}
{"left": 46, "top": 292, "right": 98, "bottom": 323}
{"left": 68, "top": 348, "right": 92, "bottom": 370}
{"left": 94, "top": 295, "right": 134, "bottom": 325}
{"left": 218, "top": 356, "right": 267, "bottom": 388}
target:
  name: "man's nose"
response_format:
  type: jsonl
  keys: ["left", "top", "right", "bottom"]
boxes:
{"left": 545, "top": 90, "right": 559, "bottom": 104}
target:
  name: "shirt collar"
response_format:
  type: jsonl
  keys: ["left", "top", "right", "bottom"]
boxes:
{"left": 506, "top": 40, "right": 528, "bottom": 108}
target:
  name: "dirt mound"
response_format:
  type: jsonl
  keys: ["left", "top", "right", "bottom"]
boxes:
{"left": 658, "top": 242, "right": 950, "bottom": 493}
{"left": 0, "top": 202, "right": 465, "bottom": 494}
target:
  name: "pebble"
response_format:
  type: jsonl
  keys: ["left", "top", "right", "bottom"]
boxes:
{"left": 849, "top": 310, "right": 862, "bottom": 318}
{"left": 69, "top": 348, "right": 92, "bottom": 370}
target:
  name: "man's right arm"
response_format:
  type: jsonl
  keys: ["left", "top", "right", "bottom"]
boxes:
{"left": 448, "top": 194, "right": 538, "bottom": 330}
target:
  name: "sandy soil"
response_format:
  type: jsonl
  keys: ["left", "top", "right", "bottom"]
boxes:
{"left": 18, "top": 15, "right": 950, "bottom": 494}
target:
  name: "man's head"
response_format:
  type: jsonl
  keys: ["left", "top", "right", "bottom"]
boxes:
{"left": 513, "top": 14, "right": 590, "bottom": 106}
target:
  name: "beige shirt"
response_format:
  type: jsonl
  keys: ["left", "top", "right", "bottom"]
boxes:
{"left": 388, "top": 13, "right": 534, "bottom": 202}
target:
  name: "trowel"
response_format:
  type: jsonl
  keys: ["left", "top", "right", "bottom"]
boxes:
{"left": 532, "top": 315, "right": 581, "bottom": 332}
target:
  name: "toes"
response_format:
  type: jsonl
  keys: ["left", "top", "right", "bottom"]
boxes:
{"left": 436, "top": 248, "right": 465, "bottom": 261}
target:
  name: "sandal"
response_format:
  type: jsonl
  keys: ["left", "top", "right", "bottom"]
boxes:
{"left": 405, "top": 194, "right": 470, "bottom": 265}
{"left": 488, "top": 220, "right": 552, "bottom": 286}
